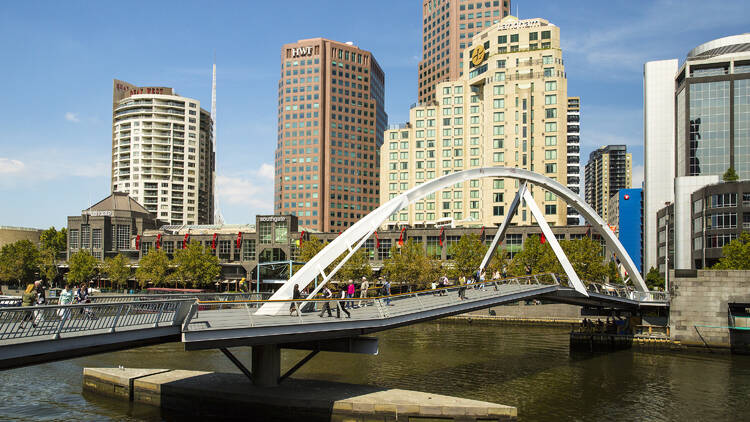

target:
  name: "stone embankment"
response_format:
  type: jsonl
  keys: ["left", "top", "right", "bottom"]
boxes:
{"left": 83, "top": 367, "right": 517, "bottom": 421}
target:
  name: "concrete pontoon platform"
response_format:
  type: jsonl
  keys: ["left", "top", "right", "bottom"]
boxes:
{"left": 83, "top": 367, "right": 517, "bottom": 421}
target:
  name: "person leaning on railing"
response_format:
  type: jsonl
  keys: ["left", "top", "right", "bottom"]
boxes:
{"left": 19, "top": 284, "right": 36, "bottom": 330}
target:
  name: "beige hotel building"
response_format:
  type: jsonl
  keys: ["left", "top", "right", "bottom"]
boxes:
{"left": 419, "top": 0, "right": 510, "bottom": 103}
{"left": 273, "top": 38, "right": 387, "bottom": 233}
{"left": 111, "top": 80, "right": 215, "bottom": 225}
{"left": 382, "top": 16, "right": 573, "bottom": 229}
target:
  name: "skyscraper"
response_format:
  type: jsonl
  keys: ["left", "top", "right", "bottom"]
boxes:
{"left": 584, "top": 145, "right": 632, "bottom": 222}
{"left": 274, "top": 38, "right": 387, "bottom": 232}
{"left": 111, "top": 80, "right": 215, "bottom": 225}
{"left": 418, "top": 0, "right": 510, "bottom": 104}
{"left": 383, "top": 16, "right": 570, "bottom": 228}
{"left": 566, "top": 96, "right": 581, "bottom": 224}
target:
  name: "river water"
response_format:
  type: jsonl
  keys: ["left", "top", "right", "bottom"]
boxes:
{"left": 2, "top": 321, "right": 750, "bottom": 421}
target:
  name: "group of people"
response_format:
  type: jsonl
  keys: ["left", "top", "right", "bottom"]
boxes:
{"left": 19, "top": 281, "right": 94, "bottom": 330}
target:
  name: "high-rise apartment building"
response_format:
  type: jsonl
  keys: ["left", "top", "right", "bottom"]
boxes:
{"left": 111, "top": 80, "right": 215, "bottom": 225}
{"left": 274, "top": 38, "right": 387, "bottom": 232}
{"left": 418, "top": 0, "right": 510, "bottom": 104}
{"left": 643, "top": 59, "right": 678, "bottom": 274}
{"left": 383, "top": 16, "right": 570, "bottom": 228}
{"left": 584, "top": 145, "right": 632, "bottom": 222}
{"left": 566, "top": 96, "right": 581, "bottom": 224}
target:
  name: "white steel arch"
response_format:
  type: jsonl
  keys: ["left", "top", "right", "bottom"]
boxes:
{"left": 257, "top": 167, "right": 646, "bottom": 315}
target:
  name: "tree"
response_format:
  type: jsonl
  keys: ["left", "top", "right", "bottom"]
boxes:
{"left": 713, "top": 232, "right": 750, "bottom": 270}
{"left": 298, "top": 236, "right": 325, "bottom": 263}
{"left": 382, "top": 239, "right": 426, "bottom": 288}
{"left": 509, "top": 235, "right": 555, "bottom": 276}
{"left": 448, "top": 234, "right": 486, "bottom": 279}
{"left": 556, "top": 237, "right": 607, "bottom": 284}
{"left": 606, "top": 260, "right": 622, "bottom": 284}
{"left": 723, "top": 167, "right": 739, "bottom": 182}
{"left": 645, "top": 266, "right": 664, "bottom": 290}
{"left": 38, "top": 247, "right": 60, "bottom": 285}
{"left": 135, "top": 249, "right": 170, "bottom": 288}
{"left": 486, "top": 247, "right": 510, "bottom": 277}
{"left": 171, "top": 242, "right": 220, "bottom": 288}
{"left": 68, "top": 250, "right": 99, "bottom": 284}
{"left": 102, "top": 254, "right": 131, "bottom": 290}
{"left": 39, "top": 227, "right": 67, "bottom": 256}
{"left": 337, "top": 248, "right": 372, "bottom": 281}
{"left": 0, "top": 240, "right": 40, "bottom": 286}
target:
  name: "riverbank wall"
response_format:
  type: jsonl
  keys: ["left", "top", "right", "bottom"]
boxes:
{"left": 83, "top": 367, "right": 517, "bottom": 421}
{"left": 670, "top": 270, "right": 750, "bottom": 352}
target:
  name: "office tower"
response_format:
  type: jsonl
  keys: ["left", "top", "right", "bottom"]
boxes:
{"left": 607, "top": 188, "right": 643, "bottom": 274}
{"left": 383, "top": 16, "right": 570, "bottom": 228}
{"left": 418, "top": 0, "right": 510, "bottom": 104}
{"left": 111, "top": 80, "right": 215, "bottom": 225}
{"left": 584, "top": 145, "right": 632, "bottom": 222}
{"left": 643, "top": 59, "right": 678, "bottom": 274}
{"left": 274, "top": 38, "right": 387, "bottom": 232}
{"left": 566, "top": 96, "right": 581, "bottom": 224}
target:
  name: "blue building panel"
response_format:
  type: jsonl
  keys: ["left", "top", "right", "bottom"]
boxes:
{"left": 617, "top": 188, "right": 642, "bottom": 274}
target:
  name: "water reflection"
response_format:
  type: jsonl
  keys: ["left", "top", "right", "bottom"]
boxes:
{"left": 1, "top": 321, "right": 749, "bottom": 421}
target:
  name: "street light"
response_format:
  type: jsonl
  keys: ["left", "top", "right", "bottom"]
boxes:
{"left": 664, "top": 201, "right": 672, "bottom": 292}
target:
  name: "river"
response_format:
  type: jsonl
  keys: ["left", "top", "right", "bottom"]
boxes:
{"left": 2, "top": 321, "right": 749, "bottom": 421}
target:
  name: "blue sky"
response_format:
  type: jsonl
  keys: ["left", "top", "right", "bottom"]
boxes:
{"left": 0, "top": 0, "right": 747, "bottom": 229}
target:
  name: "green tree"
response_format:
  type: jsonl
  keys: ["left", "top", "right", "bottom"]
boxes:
{"left": 447, "top": 234, "right": 486, "bottom": 279}
{"left": 555, "top": 237, "right": 607, "bottom": 283}
{"left": 486, "top": 246, "right": 510, "bottom": 276}
{"left": 606, "top": 260, "right": 622, "bottom": 283}
{"left": 68, "top": 250, "right": 99, "bottom": 284}
{"left": 723, "top": 166, "right": 739, "bottom": 182}
{"left": 0, "top": 240, "right": 40, "bottom": 286}
{"left": 645, "top": 266, "right": 664, "bottom": 290}
{"left": 713, "top": 232, "right": 750, "bottom": 270}
{"left": 39, "top": 227, "right": 67, "bottom": 256}
{"left": 382, "top": 239, "right": 426, "bottom": 288}
{"left": 337, "top": 248, "right": 372, "bottom": 281}
{"left": 102, "top": 253, "right": 131, "bottom": 290}
{"left": 171, "top": 242, "right": 220, "bottom": 288}
{"left": 38, "top": 247, "right": 60, "bottom": 284}
{"left": 509, "top": 235, "right": 555, "bottom": 276}
{"left": 298, "top": 236, "right": 325, "bottom": 263}
{"left": 135, "top": 249, "right": 170, "bottom": 288}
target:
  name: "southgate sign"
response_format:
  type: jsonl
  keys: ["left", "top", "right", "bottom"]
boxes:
{"left": 497, "top": 19, "right": 542, "bottom": 30}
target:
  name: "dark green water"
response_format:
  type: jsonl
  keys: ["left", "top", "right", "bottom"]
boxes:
{"left": 2, "top": 322, "right": 750, "bottom": 421}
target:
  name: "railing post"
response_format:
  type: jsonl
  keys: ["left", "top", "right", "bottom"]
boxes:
{"left": 53, "top": 307, "right": 68, "bottom": 340}
{"left": 414, "top": 293, "right": 424, "bottom": 310}
{"left": 153, "top": 302, "right": 165, "bottom": 327}
{"left": 243, "top": 303, "right": 255, "bottom": 327}
{"left": 110, "top": 304, "right": 124, "bottom": 333}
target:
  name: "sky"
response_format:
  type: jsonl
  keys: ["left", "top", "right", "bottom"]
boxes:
{"left": 0, "top": 0, "right": 747, "bottom": 229}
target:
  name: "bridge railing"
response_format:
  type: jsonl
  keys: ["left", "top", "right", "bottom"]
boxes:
{"left": 8, "top": 292, "right": 271, "bottom": 307}
{"left": 584, "top": 282, "right": 668, "bottom": 302}
{"left": 0, "top": 299, "right": 194, "bottom": 342}
{"left": 183, "top": 274, "right": 555, "bottom": 330}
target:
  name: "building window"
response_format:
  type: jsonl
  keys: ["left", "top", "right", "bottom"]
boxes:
{"left": 259, "top": 222, "right": 272, "bottom": 244}
{"left": 274, "top": 221, "right": 288, "bottom": 243}
{"left": 117, "top": 224, "right": 130, "bottom": 250}
{"left": 493, "top": 206, "right": 504, "bottom": 216}
{"left": 545, "top": 204, "right": 557, "bottom": 214}
{"left": 242, "top": 239, "right": 256, "bottom": 261}
{"left": 81, "top": 224, "right": 90, "bottom": 249}
{"left": 218, "top": 240, "right": 231, "bottom": 260}
{"left": 706, "top": 213, "right": 737, "bottom": 229}
{"left": 709, "top": 193, "right": 737, "bottom": 208}
{"left": 377, "top": 239, "right": 392, "bottom": 260}
{"left": 69, "top": 229, "right": 79, "bottom": 249}
{"left": 163, "top": 241, "right": 174, "bottom": 254}
{"left": 92, "top": 229, "right": 102, "bottom": 249}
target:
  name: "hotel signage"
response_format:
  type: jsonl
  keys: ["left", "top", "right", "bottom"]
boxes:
{"left": 497, "top": 19, "right": 542, "bottom": 30}
{"left": 259, "top": 216, "right": 287, "bottom": 222}
{"left": 291, "top": 46, "right": 313, "bottom": 58}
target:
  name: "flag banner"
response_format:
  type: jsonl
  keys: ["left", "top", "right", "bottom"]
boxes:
{"left": 212, "top": 233, "right": 218, "bottom": 249}
{"left": 183, "top": 233, "right": 189, "bottom": 249}
{"left": 156, "top": 233, "right": 161, "bottom": 249}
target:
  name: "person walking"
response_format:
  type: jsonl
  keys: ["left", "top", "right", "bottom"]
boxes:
{"left": 383, "top": 279, "right": 392, "bottom": 306}
{"left": 33, "top": 280, "right": 46, "bottom": 326}
{"left": 20, "top": 284, "right": 36, "bottom": 330}
{"left": 358, "top": 276, "right": 369, "bottom": 307}
{"left": 289, "top": 284, "right": 301, "bottom": 316}
{"left": 458, "top": 276, "right": 467, "bottom": 300}
{"left": 58, "top": 283, "right": 74, "bottom": 323}
{"left": 346, "top": 280, "right": 355, "bottom": 309}
{"left": 318, "top": 286, "right": 334, "bottom": 318}
{"left": 336, "top": 287, "right": 351, "bottom": 318}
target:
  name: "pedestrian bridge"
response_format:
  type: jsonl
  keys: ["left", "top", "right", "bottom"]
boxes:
{"left": 0, "top": 275, "right": 667, "bottom": 371}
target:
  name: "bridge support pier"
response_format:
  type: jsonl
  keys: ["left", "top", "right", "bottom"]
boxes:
{"left": 252, "top": 344, "right": 281, "bottom": 387}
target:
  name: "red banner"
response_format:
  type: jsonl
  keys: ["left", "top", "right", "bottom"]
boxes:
{"left": 540, "top": 233, "right": 546, "bottom": 244}
{"left": 135, "top": 235, "right": 140, "bottom": 250}
{"left": 480, "top": 226, "right": 485, "bottom": 242}
{"left": 374, "top": 231, "right": 380, "bottom": 249}
{"left": 439, "top": 227, "right": 445, "bottom": 246}
{"left": 156, "top": 233, "right": 161, "bottom": 249}
{"left": 211, "top": 233, "right": 218, "bottom": 249}
{"left": 300, "top": 230, "right": 305, "bottom": 245}
{"left": 183, "top": 233, "right": 189, "bottom": 249}
{"left": 236, "top": 232, "right": 243, "bottom": 249}
{"left": 397, "top": 227, "right": 406, "bottom": 246}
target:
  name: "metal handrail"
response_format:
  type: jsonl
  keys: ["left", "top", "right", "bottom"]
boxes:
{"left": 27, "top": 292, "right": 271, "bottom": 307}
{"left": 0, "top": 299, "right": 194, "bottom": 341}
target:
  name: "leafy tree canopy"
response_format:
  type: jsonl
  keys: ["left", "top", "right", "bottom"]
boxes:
{"left": 645, "top": 266, "right": 664, "bottom": 290}
{"left": 135, "top": 249, "right": 170, "bottom": 288}
{"left": 0, "top": 240, "right": 40, "bottom": 285}
{"left": 713, "top": 232, "right": 750, "bottom": 270}
{"left": 68, "top": 250, "right": 98, "bottom": 284}
{"left": 448, "top": 233, "right": 486, "bottom": 279}
{"left": 102, "top": 253, "right": 131, "bottom": 290}
{"left": 171, "top": 242, "right": 220, "bottom": 288}
{"left": 40, "top": 227, "right": 67, "bottom": 255}
{"left": 723, "top": 167, "right": 739, "bottom": 182}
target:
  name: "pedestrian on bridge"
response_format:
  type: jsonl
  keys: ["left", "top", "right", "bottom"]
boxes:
{"left": 319, "top": 286, "right": 334, "bottom": 318}
{"left": 346, "top": 280, "right": 355, "bottom": 309}
{"left": 289, "top": 284, "right": 301, "bottom": 316}
{"left": 58, "top": 284, "right": 74, "bottom": 322}
{"left": 458, "top": 276, "right": 467, "bottom": 300}
{"left": 383, "top": 279, "right": 392, "bottom": 306}
{"left": 19, "top": 284, "right": 36, "bottom": 330}
{"left": 33, "top": 280, "right": 46, "bottom": 326}
{"left": 337, "top": 287, "right": 351, "bottom": 318}
{"left": 358, "top": 277, "right": 369, "bottom": 307}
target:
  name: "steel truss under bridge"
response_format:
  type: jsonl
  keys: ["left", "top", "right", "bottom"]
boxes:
{"left": 257, "top": 167, "right": 646, "bottom": 316}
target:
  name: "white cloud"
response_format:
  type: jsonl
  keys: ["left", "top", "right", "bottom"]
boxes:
{"left": 0, "top": 158, "right": 25, "bottom": 174}
{"left": 257, "top": 163, "right": 274, "bottom": 180}
{"left": 64, "top": 112, "right": 80, "bottom": 123}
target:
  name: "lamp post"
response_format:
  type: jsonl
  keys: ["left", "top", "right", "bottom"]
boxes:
{"left": 664, "top": 201, "right": 672, "bottom": 292}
